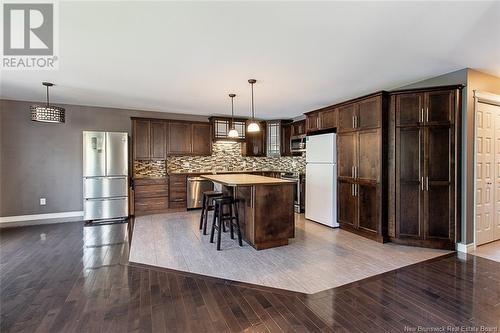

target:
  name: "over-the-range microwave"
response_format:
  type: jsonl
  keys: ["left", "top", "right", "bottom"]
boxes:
{"left": 290, "top": 134, "right": 306, "bottom": 153}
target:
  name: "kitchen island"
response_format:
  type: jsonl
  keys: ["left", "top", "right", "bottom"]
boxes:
{"left": 201, "top": 174, "right": 295, "bottom": 250}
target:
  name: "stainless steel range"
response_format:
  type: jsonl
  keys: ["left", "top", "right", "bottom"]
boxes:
{"left": 83, "top": 131, "right": 128, "bottom": 222}
{"left": 280, "top": 172, "right": 302, "bottom": 213}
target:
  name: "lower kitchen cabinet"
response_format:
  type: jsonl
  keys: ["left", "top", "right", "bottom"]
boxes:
{"left": 169, "top": 174, "right": 187, "bottom": 209}
{"left": 134, "top": 178, "right": 169, "bottom": 215}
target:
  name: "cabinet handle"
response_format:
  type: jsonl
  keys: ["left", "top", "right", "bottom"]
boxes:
{"left": 426, "top": 107, "right": 429, "bottom": 123}
{"left": 351, "top": 184, "right": 354, "bottom": 196}
{"left": 352, "top": 116, "right": 355, "bottom": 128}
{"left": 355, "top": 166, "right": 358, "bottom": 179}
{"left": 352, "top": 166, "right": 355, "bottom": 178}
{"left": 420, "top": 108, "right": 424, "bottom": 122}
{"left": 355, "top": 184, "right": 358, "bottom": 196}
{"left": 426, "top": 177, "right": 429, "bottom": 191}
{"left": 421, "top": 177, "right": 424, "bottom": 191}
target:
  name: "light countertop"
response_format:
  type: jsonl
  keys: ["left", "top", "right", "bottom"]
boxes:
{"left": 201, "top": 174, "right": 295, "bottom": 186}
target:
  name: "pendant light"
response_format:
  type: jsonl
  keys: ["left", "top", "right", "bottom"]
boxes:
{"left": 247, "top": 79, "right": 260, "bottom": 132}
{"left": 30, "top": 82, "right": 65, "bottom": 123}
{"left": 227, "top": 93, "right": 239, "bottom": 138}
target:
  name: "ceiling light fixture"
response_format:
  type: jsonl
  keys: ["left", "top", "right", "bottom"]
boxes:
{"left": 30, "top": 82, "right": 65, "bottom": 123}
{"left": 247, "top": 79, "right": 260, "bottom": 132}
{"left": 227, "top": 93, "right": 239, "bottom": 138}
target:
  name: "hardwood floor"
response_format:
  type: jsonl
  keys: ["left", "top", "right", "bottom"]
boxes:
{"left": 1, "top": 221, "right": 499, "bottom": 333}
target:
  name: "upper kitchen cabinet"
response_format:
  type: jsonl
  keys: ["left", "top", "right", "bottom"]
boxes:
{"left": 391, "top": 86, "right": 461, "bottom": 250}
{"left": 243, "top": 120, "right": 267, "bottom": 157}
{"left": 133, "top": 119, "right": 151, "bottom": 160}
{"left": 132, "top": 119, "right": 166, "bottom": 160}
{"left": 305, "top": 107, "right": 338, "bottom": 133}
{"left": 338, "top": 104, "right": 357, "bottom": 133}
{"left": 150, "top": 121, "right": 167, "bottom": 160}
{"left": 281, "top": 121, "right": 293, "bottom": 156}
{"left": 168, "top": 122, "right": 193, "bottom": 155}
{"left": 358, "top": 96, "right": 382, "bottom": 130}
{"left": 210, "top": 117, "right": 246, "bottom": 141}
{"left": 305, "top": 112, "right": 320, "bottom": 132}
{"left": 290, "top": 120, "right": 306, "bottom": 136}
{"left": 191, "top": 123, "right": 212, "bottom": 155}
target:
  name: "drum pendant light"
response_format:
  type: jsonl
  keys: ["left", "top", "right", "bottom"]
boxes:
{"left": 30, "top": 82, "right": 65, "bottom": 123}
{"left": 247, "top": 79, "right": 260, "bottom": 132}
{"left": 227, "top": 93, "right": 239, "bottom": 138}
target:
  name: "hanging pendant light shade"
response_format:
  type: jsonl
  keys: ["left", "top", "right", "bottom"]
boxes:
{"left": 30, "top": 82, "right": 65, "bottom": 123}
{"left": 247, "top": 79, "right": 260, "bottom": 132}
{"left": 227, "top": 93, "right": 239, "bottom": 138}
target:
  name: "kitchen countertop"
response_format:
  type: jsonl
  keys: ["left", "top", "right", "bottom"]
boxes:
{"left": 201, "top": 174, "right": 295, "bottom": 186}
{"left": 167, "top": 170, "right": 303, "bottom": 175}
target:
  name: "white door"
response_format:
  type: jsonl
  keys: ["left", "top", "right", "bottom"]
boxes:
{"left": 476, "top": 102, "right": 500, "bottom": 245}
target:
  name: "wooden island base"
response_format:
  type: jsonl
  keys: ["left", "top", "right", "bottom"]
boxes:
{"left": 201, "top": 174, "right": 295, "bottom": 250}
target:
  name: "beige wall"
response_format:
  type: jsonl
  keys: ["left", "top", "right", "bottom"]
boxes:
{"left": 464, "top": 69, "right": 500, "bottom": 244}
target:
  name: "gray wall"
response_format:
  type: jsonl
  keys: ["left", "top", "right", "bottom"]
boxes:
{"left": 0, "top": 99, "right": 207, "bottom": 217}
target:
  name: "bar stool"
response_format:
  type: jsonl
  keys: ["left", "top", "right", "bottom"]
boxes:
{"left": 199, "top": 190, "right": 223, "bottom": 235}
{"left": 210, "top": 196, "right": 243, "bottom": 251}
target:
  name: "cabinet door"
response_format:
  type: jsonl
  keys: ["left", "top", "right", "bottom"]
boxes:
{"left": 291, "top": 120, "right": 305, "bottom": 136}
{"left": 319, "top": 108, "right": 337, "bottom": 130}
{"left": 358, "top": 96, "right": 381, "bottom": 129}
{"left": 306, "top": 113, "right": 320, "bottom": 132}
{"left": 396, "top": 127, "right": 424, "bottom": 238}
{"left": 338, "top": 104, "right": 357, "bottom": 133}
{"left": 425, "top": 126, "right": 453, "bottom": 240}
{"left": 168, "top": 122, "right": 192, "bottom": 155}
{"left": 396, "top": 93, "right": 424, "bottom": 126}
{"left": 337, "top": 132, "right": 357, "bottom": 179}
{"left": 281, "top": 123, "right": 292, "bottom": 156}
{"left": 357, "top": 183, "right": 379, "bottom": 233}
{"left": 338, "top": 180, "right": 357, "bottom": 227}
{"left": 133, "top": 120, "right": 150, "bottom": 160}
{"left": 150, "top": 121, "right": 166, "bottom": 160}
{"left": 425, "top": 90, "right": 454, "bottom": 125}
{"left": 192, "top": 123, "right": 212, "bottom": 155}
{"left": 358, "top": 129, "right": 380, "bottom": 182}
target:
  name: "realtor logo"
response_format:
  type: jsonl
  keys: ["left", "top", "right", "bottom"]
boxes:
{"left": 1, "top": 1, "right": 59, "bottom": 69}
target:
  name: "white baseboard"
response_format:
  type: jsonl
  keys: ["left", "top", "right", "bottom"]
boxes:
{"left": 456, "top": 242, "right": 476, "bottom": 253}
{"left": 0, "top": 211, "right": 83, "bottom": 224}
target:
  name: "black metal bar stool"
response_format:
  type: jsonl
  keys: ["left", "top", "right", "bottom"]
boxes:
{"left": 210, "top": 196, "right": 243, "bottom": 251}
{"left": 199, "top": 190, "right": 223, "bottom": 235}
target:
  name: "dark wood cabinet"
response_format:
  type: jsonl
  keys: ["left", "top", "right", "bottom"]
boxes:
{"left": 336, "top": 92, "right": 388, "bottom": 242}
{"left": 169, "top": 174, "right": 187, "bottom": 209}
{"left": 338, "top": 104, "right": 357, "bottom": 133}
{"left": 244, "top": 121, "right": 267, "bottom": 157}
{"left": 319, "top": 108, "right": 337, "bottom": 129}
{"left": 392, "top": 87, "right": 459, "bottom": 249}
{"left": 133, "top": 120, "right": 151, "bottom": 160}
{"left": 168, "top": 122, "right": 192, "bottom": 155}
{"left": 305, "top": 108, "right": 337, "bottom": 133}
{"left": 281, "top": 122, "right": 292, "bottom": 156}
{"left": 192, "top": 123, "right": 212, "bottom": 155}
{"left": 291, "top": 120, "right": 306, "bottom": 136}
{"left": 132, "top": 118, "right": 213, "bottom": 159}
{"left": 305, "top": 112, "right": 320, "bottom": 132}
{"left": 210, "top": 117, "right": 246, "bottom": 141}
{"left": 150, "top": 121, "right": 167, "bottom": 160}
{"left": 134, "top": 178, "right": 169, "bottom": 215}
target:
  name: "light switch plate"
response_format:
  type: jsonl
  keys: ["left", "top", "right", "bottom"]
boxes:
{"left": 40, "top": 198, "right": 46, "bottom": 205}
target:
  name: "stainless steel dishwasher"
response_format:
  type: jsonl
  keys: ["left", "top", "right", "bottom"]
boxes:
{"left": 187, "top": 177, "right": 214, "bottom": 209}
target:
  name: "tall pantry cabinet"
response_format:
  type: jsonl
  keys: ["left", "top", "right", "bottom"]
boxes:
{"left": 390, "top": 86, "right": 462, "bottom": 249}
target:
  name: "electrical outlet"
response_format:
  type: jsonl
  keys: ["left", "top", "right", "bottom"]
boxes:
{"left": 40, "top": 198, "right": 46, "bottom": 206}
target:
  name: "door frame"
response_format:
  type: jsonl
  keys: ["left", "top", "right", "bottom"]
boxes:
{"left": 473, "top": 90, "right": 500, "bottom": 247}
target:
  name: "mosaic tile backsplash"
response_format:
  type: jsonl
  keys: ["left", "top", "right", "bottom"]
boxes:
{"left": 134, "top": 142, "right": 305, "bottom": 178}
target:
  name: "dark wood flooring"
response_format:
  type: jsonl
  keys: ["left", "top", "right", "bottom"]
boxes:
{"left": 1, "top": 221, "right": 499, "bottom": 333}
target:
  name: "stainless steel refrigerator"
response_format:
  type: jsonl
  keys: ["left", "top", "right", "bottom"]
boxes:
{"left": 83, "top": 131, "right": 128, "bottom": 221}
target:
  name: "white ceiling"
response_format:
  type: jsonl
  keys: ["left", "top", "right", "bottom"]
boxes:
{"left": 1, "top": 1, "right": 499, "bottom": 119}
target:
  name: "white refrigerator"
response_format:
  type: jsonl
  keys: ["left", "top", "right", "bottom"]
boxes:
{"left": 305, "top": 133, "right": 338, "bottom": 228}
